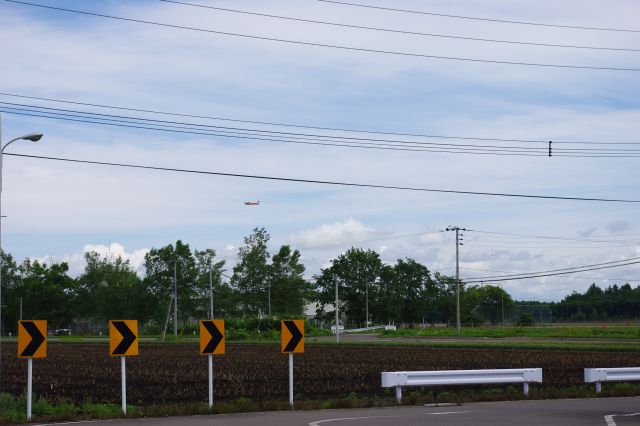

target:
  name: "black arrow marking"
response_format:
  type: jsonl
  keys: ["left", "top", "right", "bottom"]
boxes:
{"left": 20, "top": 321, "right": 45, "bottom": 357}
{"left": 202, "top": 321, "right": 223, "bottom": 354}
{"left": 283, "top": 320, "right": 303, "bottom": 352}
{"left": 112, "top": 321, "right": 136, "bottom": 355}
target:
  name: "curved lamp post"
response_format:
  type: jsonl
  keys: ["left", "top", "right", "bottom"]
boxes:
{"left": 0, "top": 114, "right": 43, "bottom": 391}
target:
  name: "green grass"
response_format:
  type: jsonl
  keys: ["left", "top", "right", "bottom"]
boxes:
{"left": 380, "top": 326, "right": 640, "bottom": 339}
{"left": 303, "top": 337, "right": 640, "bottom": 352}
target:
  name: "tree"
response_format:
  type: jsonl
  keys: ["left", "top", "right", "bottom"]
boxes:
{"left": 194, "top": 248, "right": 226, "bottom": 318}
{"left": 17, "top": 259, "right": 76, "bottom": 328}
{"left": 376, "top": 259, "right": 436, "bottom": 323}
{"left": 269, "top": 245, "right": 310, "bottom": 317}
{"left": 432, "top": 272, "right": 458, "bottom": 324}
{"left": 393, "top": 258, "right": 436, "bottom": 323}
{"left": 231, "top": 228, "right": 270, "bottom": 317}
{"left": 143, "top": 240, "right": 198, "bottom": 328}
{"left": 1, "top": 251, "right": 20, "bottom": 335}
{"left": 76, "top": 251, "right": 151, "bottom": 324}
{"left": 462, "top": 285, "right": 514, "bottom": 324}
{"left": 315, "top": 248, "right": 382, "bottom": 324}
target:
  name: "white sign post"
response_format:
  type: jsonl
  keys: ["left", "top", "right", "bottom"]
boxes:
{"left": 121, "top": 356, "right": 127, "bottom": 415}
{"left": 288, "top": 353, "right": 294, "bottom": 408}
{"left": 27, "top": 358, "right": 33, "bottom": 420}
{"left": 208, "top": 354, "right": 213, "bottom": 408}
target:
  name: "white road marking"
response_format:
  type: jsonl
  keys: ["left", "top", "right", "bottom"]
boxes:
{"left": 604, "top": 412, "right": 640, "bottom": 426}
{"left": 35, "top": 420, "right": 122, "bottom": 426}
{"left": 309, "top": 415, "right": 400, "bottom": 425}
{"left": 428, "top": 411, "right": 472, "bottom": 415}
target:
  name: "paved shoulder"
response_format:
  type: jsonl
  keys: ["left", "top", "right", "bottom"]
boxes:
{"left": 35, "top": 397, "right": 640, "bottom": 426}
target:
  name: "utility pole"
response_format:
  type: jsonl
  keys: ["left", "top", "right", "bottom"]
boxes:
{"left": 335, "top": 280, "right": 339, "bottom": 343}
{"left": 365, "top": 282, "right": 368, "bottom": 327}
{"left": 173, "top": 260, "right": 178, "bottom": 337}
{"left": 209, "top": 269, "right": 214, "bottom": 319}
{"left": 445, "top": 226, "right": 466, "bottom": 335}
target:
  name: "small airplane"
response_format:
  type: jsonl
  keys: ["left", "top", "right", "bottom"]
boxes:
{"left": 244, "top": 200, "right": 260, "bottom": 206}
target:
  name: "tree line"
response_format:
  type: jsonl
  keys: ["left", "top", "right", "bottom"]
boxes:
{"left": 550, "top": 283, "right": 640, "bottom": 321}
{"left": 1, "top": 227, "right": 636, "bottom": 334}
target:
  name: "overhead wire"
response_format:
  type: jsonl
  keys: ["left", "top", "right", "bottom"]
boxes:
{"left": 3, "top": 0, "right": 640, "bottom": 72}
{"left": 0, "top": 108, "right": 553, "bottom": 157}
{"left": 2, "top": 92, "right": 638, "bottom": 146}
{"left": 318, "top": 0, "right": 640, "bottom": 34}
{"left": 291, "top": 230, "right": 441, "bottom": 251}
{"left": 467, "top": 229, "right": 640, "bottom": 244}
{"left": 5, "top": 152, "right": 640, "bottom": 203}
{"left": 2, "top": 101, "right": 640, "bottom": 157}
{"left": 161, "top": 0, "right": 640, "bottom": 53}
{"left": 464, "top": 260, "right": 640, "bottom": 283}
{"left": 0, "top": 102, "right": 552, "bottom": 152}
{"left": 467, "top": 243, "right": 637, "bottom": 250}
{"left": 465, "top": 256, "right": 640, "bottom": 281}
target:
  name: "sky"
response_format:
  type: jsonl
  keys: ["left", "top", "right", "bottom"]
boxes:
{"left": 0, "top": 0, "right": 639, "bottom": 301}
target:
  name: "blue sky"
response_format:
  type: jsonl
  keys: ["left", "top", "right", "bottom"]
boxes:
{"left": 1, "top": 0, "right": 639, "bottom": 301}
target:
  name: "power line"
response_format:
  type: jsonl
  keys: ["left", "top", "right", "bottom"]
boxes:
{"left": 318, "top": 0, "right": 640, "bottom": 34}
{"left": 465, "top": 260, "right": 640, "bottom": 283}
{"left": 2, "top": 92, "right": 638, "bottom": 146}
{"left": 162, "top": 0, "right": 640, "bottom": 53}
{"left": 3, "top": 104, "right": 640, "bottom": 158}
{"left": 4, "top": 0, "right": 640, "bottom": 72}
{"left": 459, "top": 266, "right": 640, "bottom": 282}
{"left": 7, "top": 102, "right": 640, "bottom": 156}
{"left": 468, "top": 243, "right": 637, "bottom": 250}
{"left": 470, "top": 237, "right": 640, "bottom": 245}
{"left": 0, "top": 108, "right": 555, "bottom": 157}
{"left": 5, "top": 152, "right": 640, "bottom": 203}
{"left": 292, "top": 230, "right": 441, "bottom": 251}
{"left": 465, "top": 256, "right": 640, "bottom": 281}
{"left": 468, "top": 229, "right": 640, "bottom": 244}
{"left": 0, "top": 102, "right": 552, "bottom": 151}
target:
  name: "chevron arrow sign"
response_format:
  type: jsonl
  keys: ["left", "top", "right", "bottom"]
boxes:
{"left": 281, "top": 320, "right": 304, "bottom": 354}
{"left": 18, "top": 320, "right": 47, "bottom": 358}
{"left": 109, "top": 320, "right": 138, "bottom": 356}
{"left": 200, "top": 320, "right": 225, "bottom": 355}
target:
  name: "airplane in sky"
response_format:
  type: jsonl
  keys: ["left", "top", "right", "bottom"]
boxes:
{"left": 244, "top": 200, "right": 260, "bottom": 206}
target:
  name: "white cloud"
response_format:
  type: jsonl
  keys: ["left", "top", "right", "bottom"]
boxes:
{"left": 35, "top": 243, "right": 149, "bottom": 277}
{"left": 1, "top": 0, "right": 639, "bottom": 303}
{"left": 288, "top": 218, "right": 382, "bottom": 248}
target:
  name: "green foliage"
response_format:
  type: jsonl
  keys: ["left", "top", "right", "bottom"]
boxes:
{"left": 76, "top": 252, "right": 151, "bottom": 325}
{"left": 463, "top": 285, "right": 514, "bottom": 324}
{"left": 231, "top": 227, "right": 271, "bottom": 316}
{"left": 551, "top": 283, "right": 640, "bottom": 321}
{"left": 315, "top": 251, "right": 461, "bottom": 325}
{"left": 8, "top": 258, "right": 78, "bottom": 329}
{"left": 315, "top": 248, "right": 383, "bottom": 324}
{"left": 269, "top": 245, "right": 311, "bottom": 317}
{"left": 517, "top": 313, "right": 534, "bottom": 326}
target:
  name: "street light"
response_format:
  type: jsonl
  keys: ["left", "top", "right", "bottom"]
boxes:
{"left": 0, "top": 114, "right": 43, "bottom": 392}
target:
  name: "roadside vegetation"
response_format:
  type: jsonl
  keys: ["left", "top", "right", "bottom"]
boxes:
{"left": 380, "top": 325, "right": 640, "bottom": 339}
{"left": 3, "top": 382, "right": 640, "bottom": 425}
{"left": 4, "top": 227, "right": 640, "bottom": 340}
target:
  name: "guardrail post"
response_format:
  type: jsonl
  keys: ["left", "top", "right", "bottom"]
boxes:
{"left": 595, "top": 381, "right": 601, "bottom": 393}
{"left": 523, "top": 382, "right": 529, "bottom": 396}
{"left": 395, "top": 386, "right": 402, "bottom": 403}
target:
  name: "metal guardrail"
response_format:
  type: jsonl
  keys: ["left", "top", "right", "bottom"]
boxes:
{"left": 344, "top": 325, "right": 386, "bottom": 333}
{"left": 381, "top": 368, "right": 543, "bottom": 402}
{"left": 584, "top": 367, "right": 640, "bottom": 393}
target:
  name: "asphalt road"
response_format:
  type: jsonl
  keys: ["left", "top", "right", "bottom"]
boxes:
{"left": 35, "top": 397, "right": 640, "bottom": 426}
